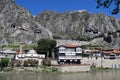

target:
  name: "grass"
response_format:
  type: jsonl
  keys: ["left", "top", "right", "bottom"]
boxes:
{"left": 95, "top": 67, "right": 112, "bottom": 71}
{"left": 41, "top": 66, "right": 59, "bottom": 72}
{"left": 1, "top": 67, "right": 13, "bottom": 72}
{"left": 90, "top": 66, "right": 112, "bottom": 72}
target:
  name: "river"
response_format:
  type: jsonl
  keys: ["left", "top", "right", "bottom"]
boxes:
{"left": 0, "top": 70, "right": 120, "bottom": 80}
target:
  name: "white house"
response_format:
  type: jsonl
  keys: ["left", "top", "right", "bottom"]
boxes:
{"left": 15, "top": 50, "right": 45, "bottom": 65}
{"left": 16, "top": 50, "right": 45, "bottom": 59}
{"left": 0, "top": 49, "right": 16, "bottom": 59}
{"left": 55, "top": 45, "right": 82, "bottom": 64}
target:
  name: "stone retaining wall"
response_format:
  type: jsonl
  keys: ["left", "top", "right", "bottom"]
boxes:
{"left": 54, "top": 65, "right": 90, "bottom": 72}
{"left": 81, "top": 57, "right": 120, "bottom": 68}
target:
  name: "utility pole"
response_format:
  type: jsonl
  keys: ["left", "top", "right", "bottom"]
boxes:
{"left": 101, "top": 47, "right": 103, "bottom": 68}
{"left": 19, "top": 42, "right": 23, "bottom": 54}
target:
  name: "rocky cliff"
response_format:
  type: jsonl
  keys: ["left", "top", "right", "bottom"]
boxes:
{"left": 0, "top": 0, "right": 52, "bottom": 45}
{"left": 36, "top": 10, "right": 120, "bottom": 48}
{"left": 0, "top": 0, "right": 120, "bottom": 48}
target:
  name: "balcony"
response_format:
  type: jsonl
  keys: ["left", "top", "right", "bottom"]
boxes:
{"left": 59, "top": 56, "right": 66, "bottom": 59}
{"left": 59, "top": 51, "right": 65, "bottom": 53}
{"left": 58, "top": 56, "right": 82, "bottom": 60}
{"left": 76, "top": 51, "right": 82, "bottom": 53}
{"left": 75, "top": 56, "right": 82, "bottom": 59}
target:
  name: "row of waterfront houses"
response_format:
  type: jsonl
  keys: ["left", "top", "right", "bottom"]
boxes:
{"left": 0, "top": 44, "right": 120, "bottom": 65}
{"left": 0, "top": 49, "right": 45, "bottom": 65}
{"left": 55, "top": 44, "right": 120, "bottom": 64}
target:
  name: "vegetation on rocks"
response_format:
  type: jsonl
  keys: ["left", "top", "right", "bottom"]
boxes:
{"left": 0, "top": 43, "right": 35, "bottom": 50}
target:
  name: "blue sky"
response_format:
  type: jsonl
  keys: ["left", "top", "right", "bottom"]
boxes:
{"left": 15, "top": 0, "right": 120, "bottom": 19}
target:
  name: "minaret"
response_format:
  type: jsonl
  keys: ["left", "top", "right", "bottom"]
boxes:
{"left": 19, "top": 42, "right": 23, "bottom": 54}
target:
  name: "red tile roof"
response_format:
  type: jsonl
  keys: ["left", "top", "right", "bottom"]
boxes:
{"left": 64, "top": 44, "right": 79, "bottom": 48}
{"left": 84, "top": 49, "right": 100, "bottom": 54}
{"left": 103, "top": 49, "right": 120, "bottom": 54}
{"left": 90, "top": 49, "right": 100, "bottom": 52}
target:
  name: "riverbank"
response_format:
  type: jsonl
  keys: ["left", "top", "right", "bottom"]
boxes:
{"left": 52, "top": 64, "right": 90, "bottom": 72}
{"left": 1, "top": 57, "right": 120, "bottom": 73}
{"left": 0, "top": 65, "right": 119, "bottom": 73}
{"left": 0, "top": 66, "right": 59, "bottom": 73}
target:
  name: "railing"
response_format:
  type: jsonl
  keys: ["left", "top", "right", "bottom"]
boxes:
{"left": 76, "top": 56, "right": 82, "bottom": 59}
{"left": 59, "top": 56, "right": 82, "bottom": 60}
{"left": 59, "top": 51, "right": 76, "bottom": 53}
{"left": 17, "top": 54, "right": 45, "bottom": 59}
{"left": 76, "top": 51, "right": 82, "bottom": 53}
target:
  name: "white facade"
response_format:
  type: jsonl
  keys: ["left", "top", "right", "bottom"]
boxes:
{"left": 15, "top": 50, "right": 45, "bottom": 65}
{"left": 0, "top": 50, "right": 15, "bottom": 59}
{"left": 16, "top": 50, "right": 45, "bottom": 60}
{"left": 58, "top": 46, "right": 82, "bottom": 60}
{"left": 56, "top": 45, "right": 82, "bottom": 64}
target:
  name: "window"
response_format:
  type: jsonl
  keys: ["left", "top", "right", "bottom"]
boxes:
{"left": 76, "top": 53, "right": 81, "bottom": 56}
{"left": 76, "top": 48, "right": 82, "bottom": 52}
{"left": 59, "top": 49, "right": 65, "bottom": 52}
{"left": 59, "top": 47, "right": 65, "bottom": 52}
{"left": 59, "top": 53, "right": 65, "bottom": 56}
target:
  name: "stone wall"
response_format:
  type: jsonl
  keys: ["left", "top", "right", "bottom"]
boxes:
{"left": 54, "top": 65, "right": 90, "bottom": 72}
{"left": 56, "top": 40, "right": 89, "bottom": 46}
{"left": 81, "top": 57, "right": 120, "bottom": 68}
{"left": 56, "top": 38, "right": 103, "bottom": 46}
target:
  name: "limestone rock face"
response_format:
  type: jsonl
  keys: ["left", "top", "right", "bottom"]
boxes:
{"left": 36, "top": 10, "right": 120, "bottom": 38}
{"left": 0, "top": 0, "right": 52, "bottom": 45}
{"left": 36, "top": 10, "right": 120, "bottom": 48}
{"left": 1, "top": 0, "right": 120, "bottom": 48}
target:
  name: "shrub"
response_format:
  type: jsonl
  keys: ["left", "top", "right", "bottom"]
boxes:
{"left": 90, "top": 63, "right": 96, "bottom": 71}
{"left": 23, "top": 59, "right": 38, "bottom": 67}
{"left": 76, "top": 36, "right": 93, "bottom": 41}
{"left": 42, "top": 58, "right": 51, "bottom": 66}
{"left": 16, "top": 61, "right": 22, "bottom": 67}
{"left": 0, "top": 58, "right": 9, "bottom": 67}
{"left": 51, "top": 67, "right": 59, "bottom": 72}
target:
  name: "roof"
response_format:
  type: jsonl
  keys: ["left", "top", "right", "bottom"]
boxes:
{"left": 3, "top": 50, "right": 16, "bottom": 54}
{"left": 90, "top": 50, "right": 100, "bottom": 52}
{"left": 103, "top": 49, "right": 120, "bottom": 54}
{"left": 27, "top": 50, "right": 37, "bottom": 54}
{"left": 84, "top": 49, "right": 101, "bottom": 54}
{"left": 64, "top": 44, "right": 79, "bottom": 48}
{"left": 56, "top": 44, "right": 80, "bottom": 48}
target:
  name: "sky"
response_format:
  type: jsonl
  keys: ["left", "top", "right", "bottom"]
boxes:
{"left": 15, "top": 0, "right": 120, "bottom": 19}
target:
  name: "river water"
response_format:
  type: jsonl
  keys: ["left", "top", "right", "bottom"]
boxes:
{"left": 0, "top": 70, "right": 120, "bottom": 80}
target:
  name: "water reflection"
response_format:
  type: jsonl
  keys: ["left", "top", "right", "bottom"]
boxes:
{"left": 0, "top": 70, "right": 120, "bottom": 80}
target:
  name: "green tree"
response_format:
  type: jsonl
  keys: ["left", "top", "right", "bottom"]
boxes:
{"left": 35, "top": 38, "right": 56, "bottom": 58}
{"left": 0, "top": 58, "right": 9, "bottom": 67}
{"left": 96, "top": 0, "right": 120, "bottom": 14}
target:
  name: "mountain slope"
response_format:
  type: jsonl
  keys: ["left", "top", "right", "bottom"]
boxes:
{"left": 36, "top": 10, "right": 120, "bottom": 38}
{"left": 36, "top": 10, "right": 120, "bottom": 48}
{"left": 0, "top": 0, "right": 120, "bottom": 48}
{"left": 0, "top": 0, "right": 52, "bottom": 45}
